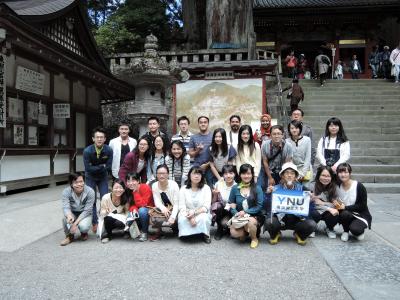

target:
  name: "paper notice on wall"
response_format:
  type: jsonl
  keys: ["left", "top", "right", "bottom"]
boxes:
{"left": 53, "top": 103, "right": 70, "bottom": 118}
{"left": 13, "top": 124, "right": 24, "bottom": 144}
{"left": 15, "top": 66, "right": 45, "bottom": 95}
{"left": 28, "top": 126, "right": 38, "bottom": 145}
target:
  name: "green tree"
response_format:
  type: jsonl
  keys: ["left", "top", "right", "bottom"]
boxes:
{"left": 94, "top": 0, "right": 180, "bottom": 55}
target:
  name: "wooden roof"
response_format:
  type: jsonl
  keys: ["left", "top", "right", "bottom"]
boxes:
{"left": 2, "top": 0, "right": 75, "bottom": 16}
{"left": 253, "top": 0, "right": 400, "bottom": 8}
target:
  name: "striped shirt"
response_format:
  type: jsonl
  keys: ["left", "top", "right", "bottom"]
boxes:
{"left": 165, "top": 154, "right": 191, "bottom": 187}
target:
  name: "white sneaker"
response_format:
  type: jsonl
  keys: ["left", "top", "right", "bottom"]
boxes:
{"left": 356, "top": 233, "right": 365, "bottom": 241}
{"left": 326, "top": 229, "right": 336, "bottom": 239}
{"left": 309, "top": 232, "right": 315, "bottom": 238}
{"left": 341, "top": 232, "right": 349, "bottom": 242}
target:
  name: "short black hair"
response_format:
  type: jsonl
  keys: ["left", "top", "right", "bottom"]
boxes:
{"left": 270, "top": 125, "right": 284, "bottom": 134}
{"left": 156, "top": 164, "right": 169, "bottom": 174}
{"left": 126, "top": 172, "right": 141, "bottom": 182}
{"left": 197, "top": 116, "right": 209, "bottom": 123}
{"left": 229, "top": 115, "right": 241, "bottom": 122}
{"left": 92, "top": 126, "right": 106, "bottom": 138}
{"left": 118, "top": 122, "right": 131, "bottom": 130}
{"left": 291, "top": 108, "right": 304, "bottom": 116}
{"left": 148, "top": 116, "right": 160, "bottom": 124}
{"left": 68, "top": 172, "right": 84, "bottom": 185}
{"left": 177, "top": 116, "right": 190, "bottom": 125}
{"left": 185, "top": 167, "right": 206, "bottom": 189}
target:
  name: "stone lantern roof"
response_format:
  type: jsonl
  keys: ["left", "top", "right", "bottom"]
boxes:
{"left": 111, "top": 33, "right": 189, "bottom": 87}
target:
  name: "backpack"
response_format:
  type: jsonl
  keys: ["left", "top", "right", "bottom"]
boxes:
{"left": 321, "top": 55, "right": 330, "bottom": 65}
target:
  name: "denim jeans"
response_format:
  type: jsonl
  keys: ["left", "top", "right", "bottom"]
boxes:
{"left": 394, "top": 64, "right": 400, "bottom": 82}
{"left": 62, "top": 213, "right": 92, "bottom": 235}
{"left": 138, "top": 207, "right": 150, "bottom": 233}
{"left": 371, "top": 64, "right": 379, "bottom": 77}
{"left": 85, "top": 176, "right": 109, "bottom": 225}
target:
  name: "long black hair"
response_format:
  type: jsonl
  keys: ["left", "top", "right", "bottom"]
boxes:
{"left": 169, "top": 140, "right": 186, "bottom": 178}
{"left": 148, "top": 135, "right": 168, "bottom": 176}
{"left": 324, "top": 117, "right": 348, "bottom": 143}
{"left": 134, "top": 136, "right": 151, "bottom": 160}
{"left": 238, "top": 164, "right": 258, "bottom": 208}
{"left": 314, "top": 166, "right": 339, "bottom": 201}
{"left": 237, "top": 125, "right": 255, "bottom": 158}
{"left": 111, "top": 179, "right": 128, "bottom": 206}
{"left": 211, "top": 128, "right": 228, "bottom": 157}
{"left": 185, "top": 167, "right": 206, "bottom": 189}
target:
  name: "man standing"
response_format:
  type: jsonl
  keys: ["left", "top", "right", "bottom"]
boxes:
{"left": 60, "top": 173, "right": 95, "bottom": 246}
{"left": 314, "top": 49, "right": 331, "bottom": 87}
{"left": 349, "top": 54, "right": 362, "bottom": 79}
{"left": 83, "top": 127, "right": 113, "bottom": 231}
{"left": 390, "top": 42, "right": 400, "bottom": 83}
{"left": 143, "top": 116, "right": 169, "bottom": 146}
{"left": 171, "top": 115, "right": 193, "bottom": 152}
{"left": 288, "top": 108, "right": 316, "bottom": 165}
{"left": 379, "top": 46, "right": 391, "bottom": 79}
{"left": 369, "top": 46, "right": 380, "bottom": 79}
{"left": 188, "top": 116, "right": 213, "bottom": 170}
{"left": 226, "top": 115, "right": 241, "bottom": 150}
{"left": 109, "top": 122, "right": 137, "bottom": 179}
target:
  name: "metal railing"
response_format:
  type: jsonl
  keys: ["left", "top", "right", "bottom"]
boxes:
{"left": 275, "top": 65, "right": 288, "bottom": 129}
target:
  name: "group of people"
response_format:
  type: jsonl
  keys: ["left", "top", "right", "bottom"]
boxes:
{"left": 285, "top": 43, "right": 400, "bottom": 84}
{"left": 60, "top": 111, "right": 371, "bottom": 249}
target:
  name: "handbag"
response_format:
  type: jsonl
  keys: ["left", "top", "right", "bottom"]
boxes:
{"left": 227, "top": 213, "right": 250, "bottom": 229}
{"left": 129, "top": 221, "right": 140, "bottom": 239}
{"left": 148, "top": 205, "right": 172, "bottom": 226}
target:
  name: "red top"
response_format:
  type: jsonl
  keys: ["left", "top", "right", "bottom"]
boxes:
{"left": 129, "top": 183, "right": 154, "bottom": 212}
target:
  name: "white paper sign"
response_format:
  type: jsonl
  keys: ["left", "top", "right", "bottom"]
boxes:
{"left": 271, "top": 188, "right": 311, "bottom": 217}
{"left": 28, "top": 126, "right": 38, "bottom": 145}
{"left": 38, "top": 113, "right": 48, "bottom": 125}
{"left": 13, "top": 124, "right": 24, "bottom": 144}
{"left": 16, "top": 66, "right": 45, "bottom": 95}
{"left": 53, "top": 103, "right": 70, "bottom": 118}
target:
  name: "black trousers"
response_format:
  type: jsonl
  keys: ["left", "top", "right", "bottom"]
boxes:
{"left": 104, "top": 216, "right": 125, "bottom": 237}
{"left": 310, "top": 210, "right": 339, "bottom": 230}
{"left": 215, "top": 206, "right": 231, "bottom": 228}
{"left": 338, "top": 210, "right": 367, "bottom": 236}
{"left": 265, "top": 214, "right": 316, "bottom": 240}
{"left": 320, "top": 72, "right": 327, "bottom": 85}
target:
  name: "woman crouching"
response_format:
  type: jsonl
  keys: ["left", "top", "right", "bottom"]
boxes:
{"left": 178, "top": 167, "right": 212, "bottom": 243}
{"left": 228, "top": 164, "right": 264, "bottom": 249}
{"left": 264, "top": 162, "right": 316, "bottom": 245}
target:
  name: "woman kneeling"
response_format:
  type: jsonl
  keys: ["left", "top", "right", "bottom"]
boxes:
{"left": 228, "top": 164, "right": 264, "bottom": 249}
{"left": 178, "top": 167, "right": 212, "bottom": 243}
{"left": 264, "top": 162, "right": 316, "bottom": 245}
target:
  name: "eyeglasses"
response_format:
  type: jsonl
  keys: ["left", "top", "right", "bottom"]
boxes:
{"left": 157, "top": 172, "right": 168, "bottom": 176}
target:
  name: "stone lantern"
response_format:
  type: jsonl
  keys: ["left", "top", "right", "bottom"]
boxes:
{"left": 111, "top": 34, "right": 188, "bottom": 136}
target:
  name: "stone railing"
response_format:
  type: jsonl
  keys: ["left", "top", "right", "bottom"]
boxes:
{"left": 107, "top": 48, "right": 278, "bottom": 69}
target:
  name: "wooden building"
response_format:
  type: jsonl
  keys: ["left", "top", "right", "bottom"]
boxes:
{"left": 0, "top": 0, "right": 133, "bottom": 192}
{"left": 253, "top": 0, "right": 400, "bottom": 78}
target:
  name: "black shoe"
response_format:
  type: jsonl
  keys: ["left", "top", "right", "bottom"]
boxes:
{"left": 214, "top": 229, "right": 223, "bottom": 240}
{"left": 203, "top": 235, "right": 212, "bottom": 244}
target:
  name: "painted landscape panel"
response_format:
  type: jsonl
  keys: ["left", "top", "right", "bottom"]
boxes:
{"left": 176, "top": 78, "right": 263, "bottom": 132}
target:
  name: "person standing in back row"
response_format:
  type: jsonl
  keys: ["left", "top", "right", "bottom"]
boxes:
{"left": 314, "top": 49, "right": 331, "bottom": 87}
{"left": 349, "top": 54, "right": 362, "bottom": 79}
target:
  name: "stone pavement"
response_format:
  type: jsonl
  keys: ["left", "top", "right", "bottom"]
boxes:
{"left": 0, "top": 186, "right": 399, "bottom": 299}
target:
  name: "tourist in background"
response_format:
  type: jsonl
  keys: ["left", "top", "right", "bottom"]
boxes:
{"left": 334, "top": 60, "right": 343, "bottom": 80}
{"left": 297, "top": 54, "right": 308, "bottom": 79}
{"left": 349, "top": 54, "right": 362, "bottom": 79}
{"left": 285, "top": 50, "right": 297, "bottom": 78}
{"left": 283, "top": 78, "right": 304, "bottom": 112}
{"left": 368, "top": 46, "right": 380, "bottom": 79}
{"left": 314, "top": 49, "right": 331, "bottom": 87}
{"left": 109, "top": 122, "right": 137, "bottom": 179}
{"left": 390, "top": 42, "right": 400, "bottom": 83}
{"left": 379, "top": 46, "right": 391, "bottom": 79}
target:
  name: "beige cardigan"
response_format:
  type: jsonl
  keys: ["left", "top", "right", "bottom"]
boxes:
{"left": 235, "top": 143, "right": 261, "bottom": 176}
{"left": 100, "top": 193, "right": 129, "bottom": 218}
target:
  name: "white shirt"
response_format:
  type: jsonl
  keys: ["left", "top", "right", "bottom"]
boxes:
{"left": 316, "top": 136, "right": 350, "bottom": 168}
{"left": 109, "top": 136, "right": 137, "bottom": 178}
{"left": 152, "top": 180, "right": 180, "bottom": 219}
{"left": 227, "top": 130, "right": 239, "bottom": 151}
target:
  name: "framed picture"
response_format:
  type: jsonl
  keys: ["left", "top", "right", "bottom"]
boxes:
{"left": 175, "top": 78, "right": 265, "bottom": 132}
{"left": 13, "top": 124, "right": 24, "bottom": 144}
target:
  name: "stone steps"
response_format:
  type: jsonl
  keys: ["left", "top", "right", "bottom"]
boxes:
{"left": 282, "top": 78, "right": 400, "bottom": 193}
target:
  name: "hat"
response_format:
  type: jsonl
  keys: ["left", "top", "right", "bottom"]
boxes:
{"left": 279, "top": 162, "right": 299, "bottom": 177}
{"left": 384, "top": 45, "right": 389, "bottom": 49}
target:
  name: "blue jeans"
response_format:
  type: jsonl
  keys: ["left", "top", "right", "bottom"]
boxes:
{"left": 138, "top": 207, "right": 150, "bottom": 233}
{"left": 394, "top": 64, "right": 400, "bottom": 82}
{"left": 85, "top": 176, "right": 109, "bottom": 225}
{"left": 371, "top": 64, "right": 379, "bottom": 78}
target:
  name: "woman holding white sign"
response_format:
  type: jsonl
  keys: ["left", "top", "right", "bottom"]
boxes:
{"left": 228, "top": 164, "right": 264, "bottom": 249}
{"left": 335, "top": 163, "right": 372, "bottom": 242}
{"left": 309, "top": 166, "right": 341, "bottom": 239}
{"left": 264, "top": 162, "right": 316, "bottom": 245}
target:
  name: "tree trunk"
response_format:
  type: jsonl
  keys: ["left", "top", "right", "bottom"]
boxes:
{"left": 206, "top": 0, "right": 254, "bottom": 49}
{"left": 182, "top": 0, "right": 207, "bottom": 50}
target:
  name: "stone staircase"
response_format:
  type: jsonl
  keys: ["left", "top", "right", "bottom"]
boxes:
{"left": 282, "top": 79, "right": 400, "bottom": 193}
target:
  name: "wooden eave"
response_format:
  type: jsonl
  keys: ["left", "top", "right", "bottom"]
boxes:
{"left": 0, "top": 3, "right": 133, "bottom": 96}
